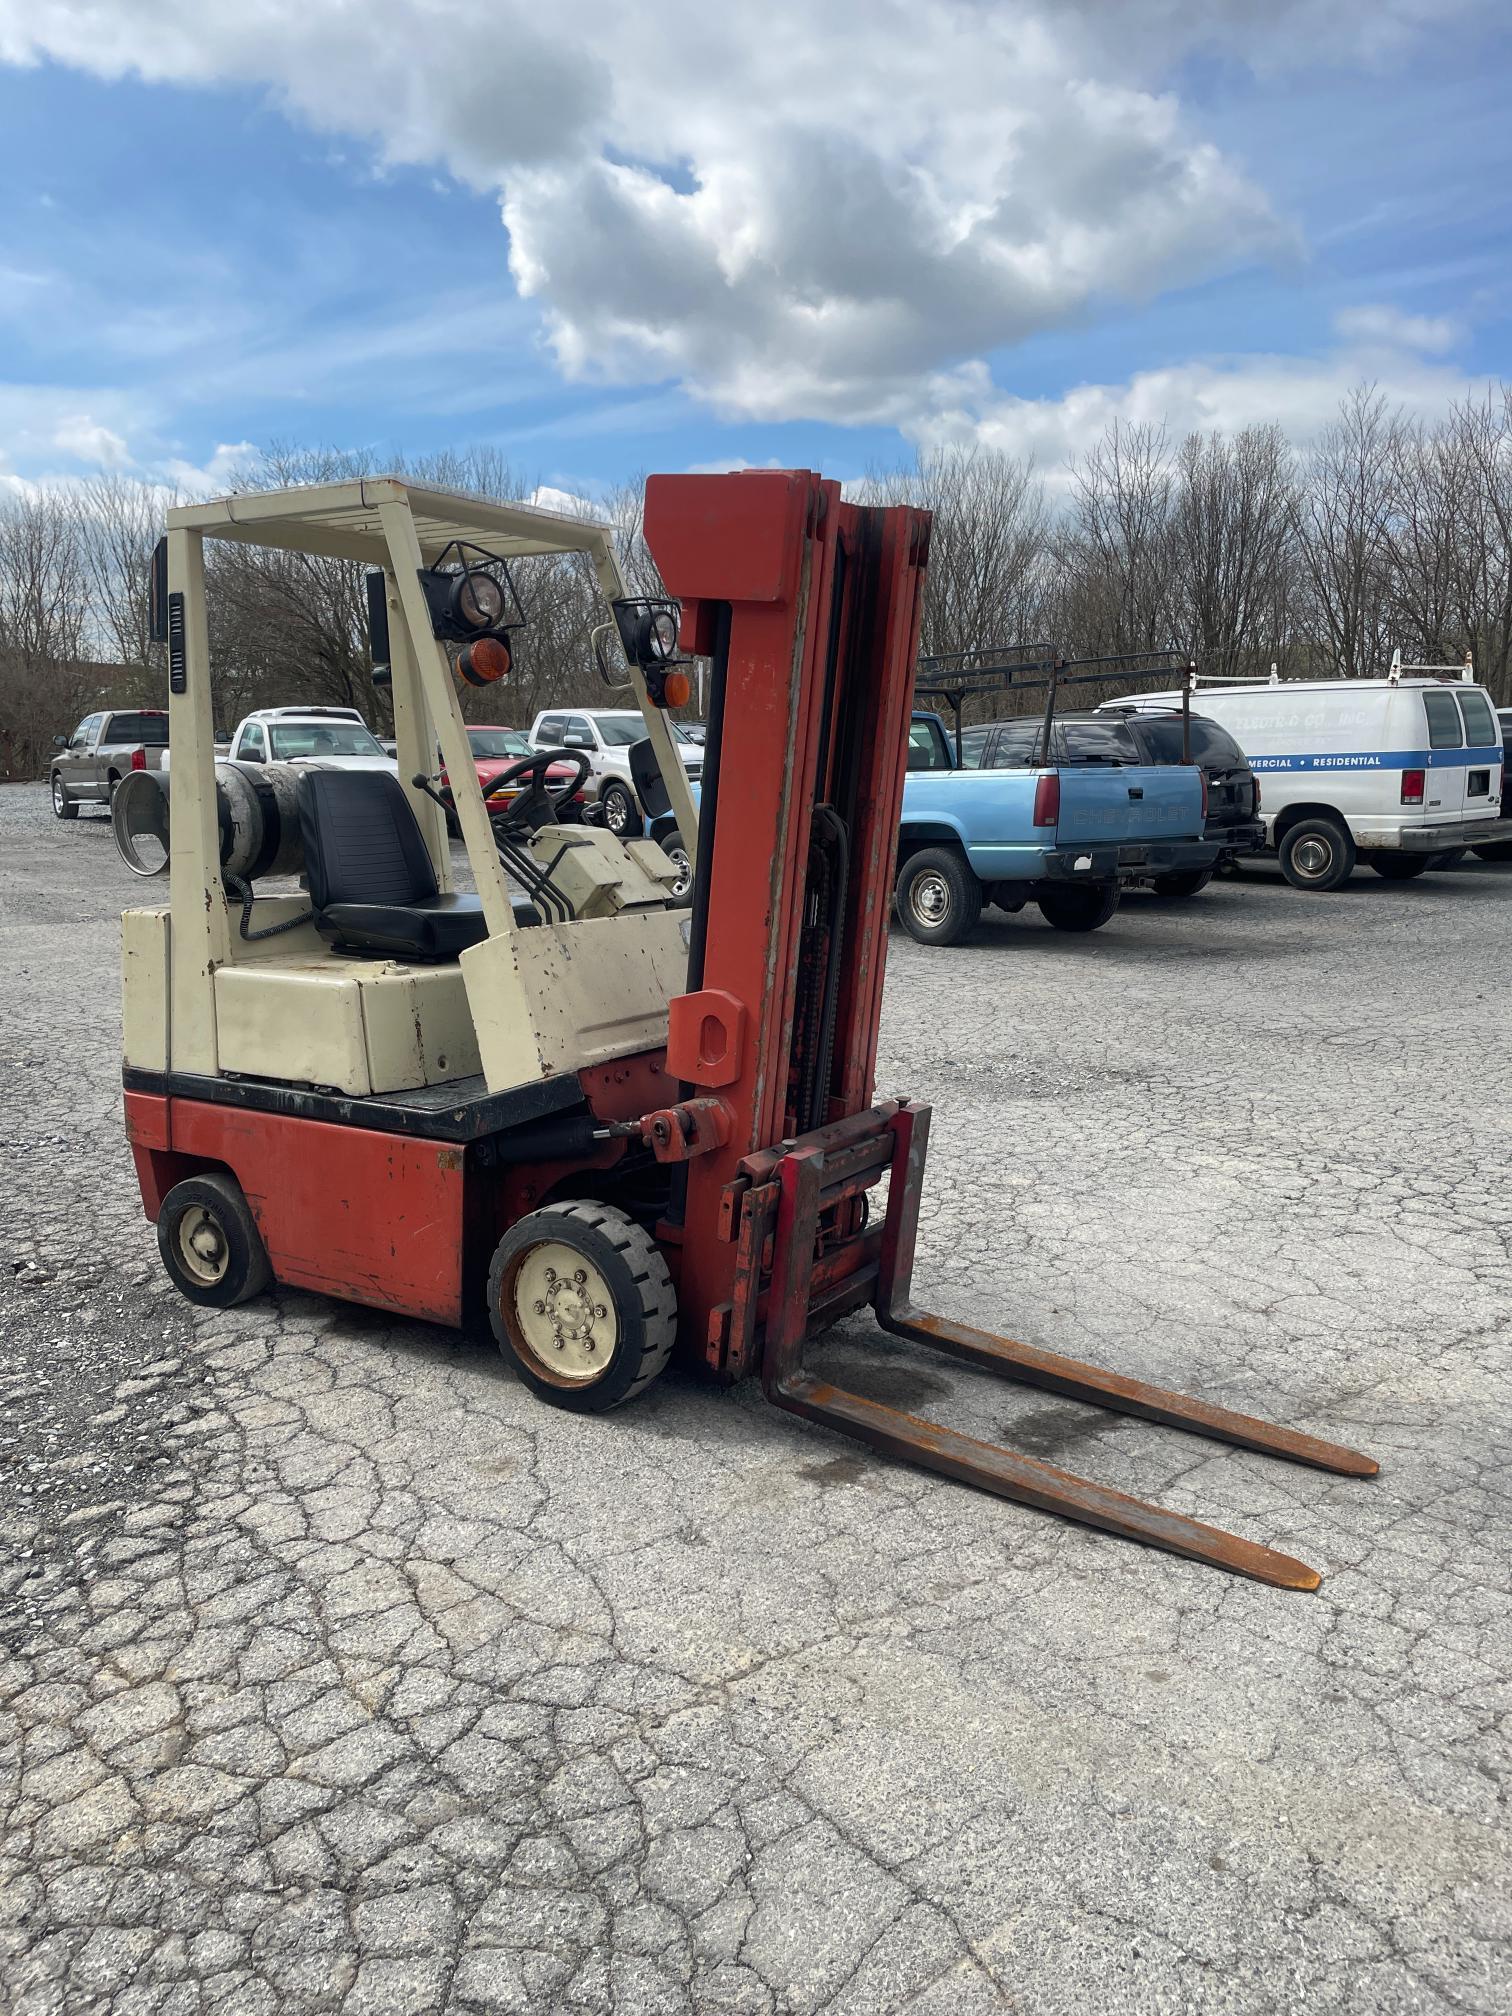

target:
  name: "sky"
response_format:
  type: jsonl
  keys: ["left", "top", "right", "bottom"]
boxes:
{"left": 0, "top": 0, "right": 1508, "bottom": 501}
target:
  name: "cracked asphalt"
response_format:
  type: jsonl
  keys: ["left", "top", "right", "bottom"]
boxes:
{"left": 2, "top": 778, "right": 1509, "bottom": 2015}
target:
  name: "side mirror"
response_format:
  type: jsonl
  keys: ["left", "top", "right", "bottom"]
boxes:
{"left": 53, "top": 734, "right": 68, "bottom": 750}
{"left": 241, "top": 747, "right": 263, "bottom": 764}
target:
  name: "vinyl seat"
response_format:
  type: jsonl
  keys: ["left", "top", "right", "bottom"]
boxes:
{"left": 296, "top": 768, "right": 538, "bottom": 960}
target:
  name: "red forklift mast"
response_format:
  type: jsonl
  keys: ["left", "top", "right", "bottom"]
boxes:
{"left": 644, "top": 471, "right": 1376, "bottom": 1589}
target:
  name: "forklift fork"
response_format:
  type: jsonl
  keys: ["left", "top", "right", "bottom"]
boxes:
{"left": 756, "top": 1102, "right": 1377, "bottom": 1590}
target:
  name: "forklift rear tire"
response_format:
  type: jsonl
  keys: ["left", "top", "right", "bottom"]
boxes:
{"left": 895, "top": 848, "right": 982, "bottom": 945}
{"left": 488, "top": 1200, "right": 676, "bottom": 1414}
{"left": 156, "top": 1173, "right": 273, "bottom": 1308}
{"left": 1037, "top": 883, "right": 1120, "bottom": 932}
{"left": 51, "top": 773, "right": 78, "bottom": 820}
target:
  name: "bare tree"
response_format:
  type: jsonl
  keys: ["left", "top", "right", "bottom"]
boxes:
{"left": 1169, "top": 425, "right": 1300, "bottom": 678}
{"left": 0, "top": 489, "right": 92, "bottom": 778}
{"left": 1295, "top": 386, "right": 1396, "bottom": 677}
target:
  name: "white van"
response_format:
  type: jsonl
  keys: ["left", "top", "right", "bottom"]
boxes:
{"left": 1102, "top": 675, "right": 1504, "bottom": 890}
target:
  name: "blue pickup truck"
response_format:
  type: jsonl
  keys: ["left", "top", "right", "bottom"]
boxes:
{"left": 896, "top": 711, "right": 1218, "bottom": 944}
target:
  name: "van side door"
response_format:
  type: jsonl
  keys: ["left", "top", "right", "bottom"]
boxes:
{"left": 1421, "top": 688, "right": 1466, "bottom": 824}
{"left": 1455, "top": 688, "right": 1502, "bottom": 815}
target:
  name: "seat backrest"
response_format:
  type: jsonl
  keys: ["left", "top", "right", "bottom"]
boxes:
{"left": 297, "top": 769, "right": 438, "bottom": 910}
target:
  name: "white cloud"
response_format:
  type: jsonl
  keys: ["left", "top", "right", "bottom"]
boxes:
{"left": 0, "top": 0, "right": 1300, "bottom": 426}
{"left": 157, "top": 441, "right": 259, "bottom": 495}
{"left": 911, "top": 317, "right": 1485, "bottom": 473}
{"left": 52, "top": 414, "right": 131, "bottom": 467}
{"left": 1331, "top": 303, "right": 1458, "bottom": 355}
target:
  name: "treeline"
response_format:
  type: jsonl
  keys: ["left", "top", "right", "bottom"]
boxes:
{"left": 3, "top": 385, "right": 1511, "bottom": 780}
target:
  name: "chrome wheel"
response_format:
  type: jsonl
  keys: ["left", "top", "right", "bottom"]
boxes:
{"left": 175, "top": 1205, "right": 230, "bottom": 1288}
{"left": 51, "top": 776, "right": 66, "bottom": 815}
{"left": 509, "top": 1240, "right": 618, "bottom": 1386}
{"left": 1291, "top": 834, "right": 1334, "bottom": 882}
{"left": 602, "top": 785, "right": 634, "bottom": 835}
{"left": 665, "top": 844, "right": 692, "bottom": 900}
{"left": 908, "top": 870, "right": 951, "bottom": 929}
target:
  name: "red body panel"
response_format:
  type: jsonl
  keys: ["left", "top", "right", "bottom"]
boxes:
{"left": 134, "top": 1096, "right": 465, "bottom": 1324}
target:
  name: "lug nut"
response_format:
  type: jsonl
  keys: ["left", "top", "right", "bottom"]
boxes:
{"left": 574, "top": 1269, "right": 587, "bottom": 1284}
{"left": 595, "top": 1304, "right": 607, "bottom": 1319}
{"left": 533, "top": 1299, "right": 546, "bottom": 1314}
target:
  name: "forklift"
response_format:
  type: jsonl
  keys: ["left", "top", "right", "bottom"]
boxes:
{"left": 120, "top": 471, "right": 1376, "bottom": 1589}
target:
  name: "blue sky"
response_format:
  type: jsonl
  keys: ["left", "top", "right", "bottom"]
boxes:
{"left": 0, "top": 2, "right": 1508, "bottom": 497}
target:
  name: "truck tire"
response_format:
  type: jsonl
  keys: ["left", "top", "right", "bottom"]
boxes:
{"left": 51, "top": 772, "right": 78, "bottom": 820}
{"left": 488, "top": 1200, "right": 676, "bottom": 1414}
{"left": 157, "top": 1173, "right": 273, "bottom": 1308}
{"left": 895, "top": 847, "right": 982, "bottom": 946}
{"left": 600, "top": 780, "right": 637, "bottom": 836}
{"left": 1278, "top": 816, "right": 1355, "bottom": 892}
{"left": 1367, "top": 853, "right": 1430, "bottom": 880}
{"left": 1151, "top": 869, "right": 1212, "bottom": 899}
{"left": 1037, "top": 883, "right": 1120, "bottom": 933}
{"left": 658, "top": 828, "right": 693, "bottom": 902}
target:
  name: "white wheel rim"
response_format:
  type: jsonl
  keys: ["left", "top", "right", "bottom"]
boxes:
{"left": 508, "top": 1241, "right": 618, "bottom": 1384}
{"left": 176, "top": 1205, "right": 230, "bottom": 1287}
{"left": 909, "top": 871, "right": 950, "bottom": 926}
{"left": 606, "top": 792, "right": 629, "bottom": 832}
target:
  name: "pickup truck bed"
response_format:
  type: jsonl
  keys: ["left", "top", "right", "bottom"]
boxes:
{"left": 51, "top": 709, "right": 169, "bottom": 819}
{"left": 897, "top": 711, "right": 1216, "bottom": 944}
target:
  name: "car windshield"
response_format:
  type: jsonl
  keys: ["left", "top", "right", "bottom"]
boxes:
{"left": 269, "top": 722, "right": 384, "bottom": 759}
{"left": 595, "top": 716, "right": 649, "bottom": 747}
{"left": 467, "top": 728, "right": 530, "bottom": 759}
{"left": 109, "top": 712, "right": 168, "bottom": 745}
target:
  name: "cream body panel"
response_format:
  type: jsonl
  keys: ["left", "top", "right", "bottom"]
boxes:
{"left": 122, "top": 907, "right": 172, "bottom": 1073}
{"left": 463, "top": 910, "right": 689, "bottom": 1092}
{"left": 213, "top": 960, "right": 481, "bottom": 1095}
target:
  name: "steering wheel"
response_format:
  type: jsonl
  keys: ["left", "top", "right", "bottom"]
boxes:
{"left": 481, "top": 747, "right": 591, "bottom": 832}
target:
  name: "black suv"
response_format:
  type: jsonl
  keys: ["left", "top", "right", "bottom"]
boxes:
{"left": 958, "top": 707, "right": 1264, "bottom": 897}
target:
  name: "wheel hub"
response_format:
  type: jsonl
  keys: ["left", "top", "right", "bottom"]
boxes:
{"left": 511, "top": 1241, "right": 616, "bottom": 1383}
{"left": 911, "top": 872, "right": 948, "bottom": 924}
{"left": 176, "top": 1205, "right": 229, "bottom": 1286}
{"left": 1294, "top": 837, "right": 1331, "bottom": 878}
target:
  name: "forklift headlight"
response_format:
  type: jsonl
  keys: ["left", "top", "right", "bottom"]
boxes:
{"left": 455, "top": 569, "right": 506, "bottom": 633}
{"left": 611, "top": 597, "right": 683, "bottom": 672}
{"left": 646, "top": 608, "right": 679, "bottom": 662}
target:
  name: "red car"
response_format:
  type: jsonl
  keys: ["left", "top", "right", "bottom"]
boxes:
{"left": 439, "top": 726, "right": 587, "bottom": 828}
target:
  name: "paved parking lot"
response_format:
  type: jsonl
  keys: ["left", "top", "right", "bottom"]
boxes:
{"left": 2, "top": 780, "right": 1509, "bottom": 2016}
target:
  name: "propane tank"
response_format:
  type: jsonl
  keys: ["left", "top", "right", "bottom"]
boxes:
{"left": 112, "top": 760, "right": 308, "bottom": 881}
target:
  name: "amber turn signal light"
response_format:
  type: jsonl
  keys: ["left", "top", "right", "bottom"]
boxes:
{"left": 458, "top": 636, "right": 511, "bottom": 686}
{"left": 660, "top": 668, "right": 692, "bottom": 709}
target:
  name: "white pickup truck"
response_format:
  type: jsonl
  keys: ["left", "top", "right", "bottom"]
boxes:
{"left": 527, "top": 706, "right": 703, "bottom": 835}
{"left": 50, "top": 708, "right": 169, "bottom": 819}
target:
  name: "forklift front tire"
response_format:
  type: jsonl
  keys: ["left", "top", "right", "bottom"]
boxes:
{"left": 895, "top": 847, "right": 982, "bottom": 946}
{"left": 157, "top": 1173, "right": 273, "bottom": 1308}
{"left": 488, "top": 1200, "right": 676, "bottom": 1413}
